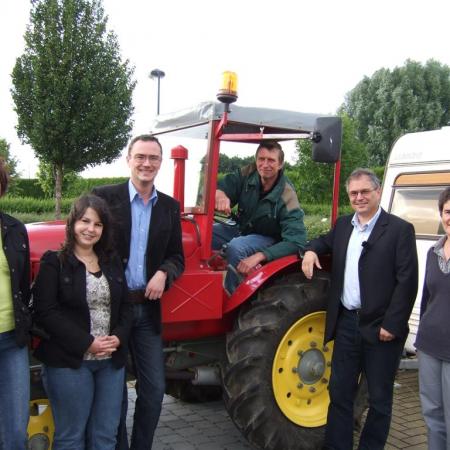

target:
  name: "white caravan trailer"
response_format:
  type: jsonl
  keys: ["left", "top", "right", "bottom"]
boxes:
{"left": 380, "top": 126, "right": 450, "bottom": 353}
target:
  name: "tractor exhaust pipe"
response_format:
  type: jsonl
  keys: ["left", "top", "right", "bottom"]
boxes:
{"left": 191, "top": 366, "right": 221, "bottom": 386}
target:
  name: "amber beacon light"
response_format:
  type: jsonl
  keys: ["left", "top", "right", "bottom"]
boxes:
{"left": 217, "top": 71, "right": 238, "bottom": 105}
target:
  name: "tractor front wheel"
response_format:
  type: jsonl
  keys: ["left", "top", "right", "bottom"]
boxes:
{"left": 222, "top": 272, "right": 331, "bottom": 450}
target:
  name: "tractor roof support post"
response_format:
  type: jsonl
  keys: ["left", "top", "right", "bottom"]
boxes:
{"left": 201, "top": 119, "right": 223, "bottom": 261}
{"left": 331, "top": 160, "right": 341, "bottom": 226}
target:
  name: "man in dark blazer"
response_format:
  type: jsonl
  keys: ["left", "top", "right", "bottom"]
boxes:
{"left": 93, "top": 134, "right": 184, "bottom": 450}
{"left": 301, "top": 168, "right": 418, "bottom": 450}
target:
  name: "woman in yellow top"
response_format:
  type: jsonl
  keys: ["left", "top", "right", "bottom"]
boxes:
{"left": 0, "top": 161, "right": 31, "bottom": 450}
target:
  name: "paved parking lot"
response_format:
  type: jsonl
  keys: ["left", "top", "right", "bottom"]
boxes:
{"left": 126, "top": 369, "right": 427, "bottom": 450}
{"left": 384, "top": 369, "right": 427, "bottom": 450}
{"left": 126, "top": 387, "right": 250, "bottom": 450}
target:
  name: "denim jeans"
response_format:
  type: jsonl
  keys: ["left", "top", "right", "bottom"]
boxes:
{"left": 324, "top": 308, "right": 403, "bottom": 450}
{"left": 418, "top": 350, "right": 450, "bottom": 450}
{"left": 0, "top": 330, "right": 29, "bottom": 450}
{"left": 212, "top": 223, "right": 275, "bottom": 293}
{"left": 42, "top": 359, "right": 125, "bottom": 450}
{"left": 116, "top": 303, "right": 165, "bottom": 450}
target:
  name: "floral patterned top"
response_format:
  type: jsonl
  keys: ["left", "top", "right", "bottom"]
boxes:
{"left": 83, "top": 270, "right": 112, "bottom": 360}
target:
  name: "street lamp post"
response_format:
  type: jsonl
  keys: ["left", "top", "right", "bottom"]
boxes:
{"left": 150, "top": 68, "right": 165, "bottom": 115}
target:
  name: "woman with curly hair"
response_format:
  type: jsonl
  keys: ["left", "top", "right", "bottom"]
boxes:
{"left": 33, "top": 194, "right": 132, "bottom": 450}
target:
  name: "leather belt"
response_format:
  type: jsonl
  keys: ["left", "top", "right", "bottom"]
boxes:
{"left": 342, "top": 305, "right": 360, "bottom": 315}
{"left": 128, "top": 289, "right": 147, "bottom": 304}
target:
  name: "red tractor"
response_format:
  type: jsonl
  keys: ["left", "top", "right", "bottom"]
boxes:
{"left": 26, "top": 94, "right": 343, "bottom": 449}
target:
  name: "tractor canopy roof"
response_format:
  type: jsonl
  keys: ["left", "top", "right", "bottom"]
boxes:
{"left": 150, "top": 101, "right": 323, "bottom": 140}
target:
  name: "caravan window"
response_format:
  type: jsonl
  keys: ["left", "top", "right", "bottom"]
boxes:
{"left": 390, "top": 172, "right": 450, "bottom": 237}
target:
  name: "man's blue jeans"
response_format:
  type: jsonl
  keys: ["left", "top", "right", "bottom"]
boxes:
{"left": 0, "top": 330, "right": 29, "bottom": 450}
{"left": 116, "top": 303, "right": 165, "bottom": 450}
{"left": 42, "top": 359, "right": 125, "bottom": 450}
{"left": 212, "top": 223, "right": 275, "bottom": 293}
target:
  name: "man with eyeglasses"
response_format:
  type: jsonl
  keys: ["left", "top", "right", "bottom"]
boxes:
{"left": 93, "top": 134, "right": 184, "bottom": 450}
{"left": 301, "top": 168, "right": 418, "bottom": 450}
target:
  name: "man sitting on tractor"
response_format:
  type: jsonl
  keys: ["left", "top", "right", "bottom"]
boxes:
{"left": 213, "top": 140, "right": 306, "bottom": 293}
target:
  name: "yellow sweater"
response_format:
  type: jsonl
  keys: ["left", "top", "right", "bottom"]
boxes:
{"left": 0, "top": 230, "right": 14, "bottom": 333}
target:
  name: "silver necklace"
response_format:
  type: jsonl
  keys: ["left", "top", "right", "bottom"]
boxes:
{"left": 75, "top": 252, "right": 97, "bottom": 265}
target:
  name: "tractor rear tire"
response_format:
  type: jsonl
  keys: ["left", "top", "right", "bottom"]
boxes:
{"left": 222, "top": 271, "right": 331, "bottom": 450}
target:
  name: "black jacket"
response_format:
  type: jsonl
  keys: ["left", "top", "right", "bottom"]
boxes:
{"left": 0, "top": 212, "right": 31, "bottom": 347}
{"left": 93, "top": 182, "right": 185, "bottom": 333}
{"left": 306, "top": 209, "right": 418, "bottom": 344}
{"left": 33, "top": 251, "right": 132, "bottom": 369}
{"left": 415, "top": 247, "right": 450, "bottom": 362}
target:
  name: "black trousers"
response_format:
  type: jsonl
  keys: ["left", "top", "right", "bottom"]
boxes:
{"left": 324, "top": 308, "right": 403, "bottom": 450}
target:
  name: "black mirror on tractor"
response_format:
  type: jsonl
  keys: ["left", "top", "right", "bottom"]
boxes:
{"left": 312, "top": 117, "right": 342, "bottom": 163}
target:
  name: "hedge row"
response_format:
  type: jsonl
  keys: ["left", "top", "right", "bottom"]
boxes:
{"left": 0, "top": 195, "right": 352, "bottom": 219}
{"left": 64, "top": 177, "right": 128, "bottom": 197}
{"left": 13, "top": 177, "right": 128, "bottom": 198}
{"left": 302, "top": 203, "right": 352, "bottom": 216}
{"left": 11, "top": 179, "right": 44, "bottom": 197}
{"left": 0, "top": 197, "right": 75, "bottom": 214}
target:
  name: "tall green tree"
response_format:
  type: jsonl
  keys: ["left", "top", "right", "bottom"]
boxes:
{"left": 11, "top": 0, "right": 135, "bottom": 217}
{"left": 203, "top": 152, "right": 292, "bottom": 176}
{"left": 0, "top": 138, "right": 19, "bottom": 179}
{"left": 290, "top": 113, "right": 368, "bottom": 204}
{"left": 343, "top": 59, "right": 450, "bottom": 165}
{"left": 0, "top": 138, "right": 21, "bottom": 195}
{"left": 200, "top": 153, "right": 255, "bottom": 174}
{"left": 219, "top": 154, "right": 255, "bottom": 173}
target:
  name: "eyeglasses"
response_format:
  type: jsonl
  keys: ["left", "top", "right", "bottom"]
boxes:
{"left": 348, "top": 188, "right": 377, "bottom": 198}
{"left": 132, "top": 154, "right": 161, "bottom": 163}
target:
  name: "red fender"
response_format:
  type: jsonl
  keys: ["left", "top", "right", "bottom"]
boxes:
{"left": 223, "top": 254, "right": 300, "bottom": 314}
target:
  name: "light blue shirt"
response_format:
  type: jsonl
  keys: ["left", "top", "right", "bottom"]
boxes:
{"left": 125, "top": 180, "right": 158, "bottom": 290}
{"left": 341, "top": 207, "right": 382, "bottom": 310}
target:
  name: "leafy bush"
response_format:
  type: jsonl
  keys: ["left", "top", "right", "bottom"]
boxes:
{"left": 13, "top": 212, "right": 63, "bottom": 224}
{"left": 373, "top": 166, "right": 385, "bottom": 183}
{"left": 13, "top": 179, "right": 45, "bottom": 198}
{"left": 14, "top": 177, "right": 128, "bottom": 199}
{"left": 304, "top": 215, "right": 331, "bottom": 239}
{"left": 64, "top": 177, "right": 128, "bottom": 197}
{"left": 0, "top": 197, "right": 74, "bottom": 214}
{"left": 302, "top": 203, "right": 352, "bottom": 216}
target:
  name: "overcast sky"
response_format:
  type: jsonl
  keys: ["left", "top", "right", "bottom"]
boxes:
{"left": 1, "top": 0, "right": 449, "bottom": 186}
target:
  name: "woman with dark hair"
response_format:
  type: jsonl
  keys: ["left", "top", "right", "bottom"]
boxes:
{"left": 33, "top": 194, "right": 132, "bottom": 450}
{"left": 416, "top": 186, "right": 450, "bottom": 450}
{"left": 0, "top": 161, "right": 31, "bottom": 450}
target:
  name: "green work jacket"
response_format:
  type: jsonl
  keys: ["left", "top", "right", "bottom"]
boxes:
{"left": 218, "top": 164, "right": 306, "bottom": 261}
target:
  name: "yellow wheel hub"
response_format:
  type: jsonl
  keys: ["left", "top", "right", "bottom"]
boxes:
{"left": 28, "top": 398, "right": 54, "bottom": 450}
{"left": 272, "top": 311, "right": 333, "bottom": 427}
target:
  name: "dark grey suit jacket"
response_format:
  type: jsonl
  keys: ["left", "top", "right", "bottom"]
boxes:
{"left": 93, "top": 182, "right": 185, "bottom": 332}
{"left": 306, "top": 209, "right": 418, "bottom": 344}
